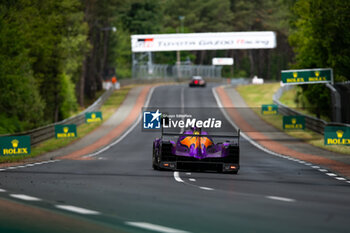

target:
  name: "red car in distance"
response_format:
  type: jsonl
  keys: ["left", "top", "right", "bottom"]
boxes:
{"left": 189, "top": 76, "right": 206, "bottom": 87}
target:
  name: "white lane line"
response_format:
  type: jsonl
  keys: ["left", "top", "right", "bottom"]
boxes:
{"left": 189, "top": 178, "right": 196, "bottom": 182}
{"left": 212, "top": 87, "right": 295, "bottom": 161}
{"left": 212, "top": 87, "right": 346, "bottom": 184}
{"left": 0, "top": 188, "right": 6, "bottom": 192}
{"left": 318, "top": 169, "right": 328, "bottom": 172}
{"left": 33, "top": 162, "right": 44, "bottom": 165}
{"left": 83, "top": 87, "right": 156, "bottom": 158}
{"left": 10, "top": 194, "right": 41, "bottom": 201}
{"left": 0, "top": 160, "right": 60, "bottom": 172}
{"left": 55, "top": 205, "right": 100, "bottom": 215}
{"left": 174, "top": 172, "right": 184, "bottom": 183}
{"left": 335, "top": 177, "right": 346, "bottom": 181}
{"left": 326, "top": 173, "right": 337, "bottom": 177}
{"left": 199, "top": 187, "right": 214, "bottom": 191}
{"left": 125, "top": 222, "right": 190, "bottom": 233}
{"left": 185, "top": 173, "right": 191, "bottom": 175}
{"left": 347, "top": 181, "right": 350, "bottom": 184}
{"left": 266, "top": 196, "right": 296, "bottom": 202}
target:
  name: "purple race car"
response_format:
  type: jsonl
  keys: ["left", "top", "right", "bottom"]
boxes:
{"left": 152, "top": 128, "right": 240, "bottom": 174}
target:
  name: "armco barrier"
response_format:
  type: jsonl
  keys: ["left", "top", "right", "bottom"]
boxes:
{"left": 273, "top": 85, "right": 349, "bottom": 134}
{"left": 2, "top": 78, "right": 225, "bottom": 146}
{"left": 1, "top": 88, "right": 114, "bottom": 146}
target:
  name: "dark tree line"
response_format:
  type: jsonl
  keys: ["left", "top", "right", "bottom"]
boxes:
{"left": 0, "top": 0, "right": 348, "bottom": 133}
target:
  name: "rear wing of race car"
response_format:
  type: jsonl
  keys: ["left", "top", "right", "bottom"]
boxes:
{"left": 160, "top": 115, "right": 240, "bottom": 141}
{"left": 161, "top": 130, "right": 240, "bottom": 140}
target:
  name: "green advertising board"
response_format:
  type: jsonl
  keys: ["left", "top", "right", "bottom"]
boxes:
{"left": 324, "top": 126, "right": 350, "bottom": 146}
{"left": 0, "top": 135, "right": 31, "bottom": 156}
{"left": 85, "top": 111, "right": 103, "bottom": 123}
{"left": 281, "top": 68, "right": 332, "bottom": 85}
{"left": 261, "top": 104, "right": 278, "bottom": 115}
{"left": 283, "top": 116, "right": 305, "bottom": 130}
{"left": 55, "top": 125, "right": 77, "bottom": 139}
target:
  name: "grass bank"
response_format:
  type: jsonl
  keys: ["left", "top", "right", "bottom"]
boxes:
{"left": 236, "top": 83, "right": 350, "bottom": 155}
{"left": 0, "top": 87, "right": 131, "bottom": 163}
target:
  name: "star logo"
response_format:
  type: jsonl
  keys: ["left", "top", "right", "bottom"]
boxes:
{"left": 151, "top": 109, "right": 161, "bottom": 123}
{"left": 143, "top": 109, "right": 161, "bottom": 129}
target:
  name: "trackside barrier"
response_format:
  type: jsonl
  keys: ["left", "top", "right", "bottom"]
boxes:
{"left": 1, "top": 88, "right": 114, "bottom": 146}
{"left": 2, "top": 78, "right": 225, "bottom": 146}
{"left": 273, "top": 85, "right": 350, "bottom": 134}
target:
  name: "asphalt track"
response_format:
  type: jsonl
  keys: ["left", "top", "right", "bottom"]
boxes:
{"left": 0, "top": 84, "right": 350, "bottom": 233}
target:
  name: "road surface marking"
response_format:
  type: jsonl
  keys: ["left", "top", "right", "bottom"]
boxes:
{"left": 335, "top": 177, "right": 346, "bottom": 181}
{"left": 189, "top": 178, "right": 196, "bottom": 182}
{"left": 186, "top": 173, "right": 191, "bottom": 175}
{"left": 326, "top": 173, "right": 337, "bottom": 177}
{"left": 125, "top": 222, "right": 190, "bottom": 233}
{"left": 55, "top": 205, "right": 100, "bottom": 215}
{"left": 174, "top": 172, "right": 184, "bottom": 183}
{"left": 212, "top": 87, "right": 347, "bottom": 185}
{"left": 10, "top": 194, "right": 41, "bottom": 201}
{"left": 7, "top": 167, "right": 16, "bottom": 169}
{"left": 25, "top": 164, "right": 35, "bottom": 167}
{"left": 0, "top": 169, "right": 5, "bottom": 171}
{"left": 199, "top": 187, "right": 214, "bottom": 191}
{"left": 318, "top": 169, "right": 328, "bottom": 172}
{"left": 266, "top": 196, "right": 296, "bottom": 202}
{"left": 0, "top": 188, "right": 6, "bottom": 192}
{"left": 305, "top": 163, "right": 312, "bottom": 166}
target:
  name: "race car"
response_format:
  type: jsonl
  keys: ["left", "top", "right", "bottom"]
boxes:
{"left": 152, "top": 127, "right": 240, "bottom": 174}
{"left": 189, "top": 76, "right": 206, "bottom": 87}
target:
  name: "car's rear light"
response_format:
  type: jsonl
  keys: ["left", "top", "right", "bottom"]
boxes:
{"left": 194, "top": 80, "right": 199, "bottom": 84}
{"left": 162, "top": 162, "right": 176, "bottom": 168}
{"left": 223, "top": 164, "right": 238, "bottom": 172}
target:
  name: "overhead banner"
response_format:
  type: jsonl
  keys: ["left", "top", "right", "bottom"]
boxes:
{"left": 131, "top": 31, "right": 276, "bottom": 52}
{"left": 281, "top": 68, "right": 333, "bottom": 85}
{"left": 212, "top": 58, "right": 234, "bottom": 65}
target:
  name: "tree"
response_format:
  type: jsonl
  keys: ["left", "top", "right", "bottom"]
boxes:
{"left": 289, "top": 0, "right": 350, "bottom": 119}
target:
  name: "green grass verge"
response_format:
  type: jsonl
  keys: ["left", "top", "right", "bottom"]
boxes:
{"left": 236, "top": 83, "right": 350, "bottom": 155}
{"left": 0, "top": 87, "right": 131, "bottom": 163}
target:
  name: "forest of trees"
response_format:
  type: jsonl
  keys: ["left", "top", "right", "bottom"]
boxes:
{"left": 0, "top": 0, "right": 349, "bottom": 133}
